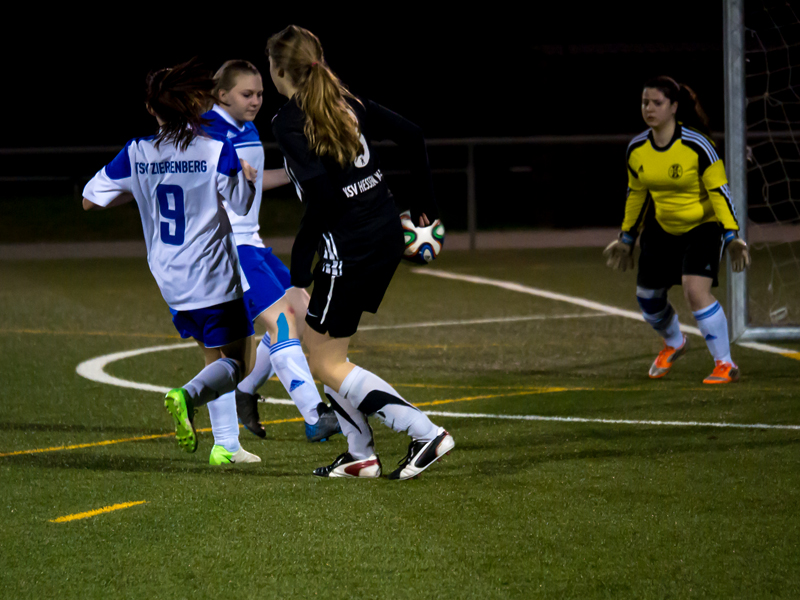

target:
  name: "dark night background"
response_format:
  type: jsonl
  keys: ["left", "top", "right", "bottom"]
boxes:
{"left": 1, "top": 3, "right": 734, "bottom": 236}
{"left": 5, "top": 5, "right": 725, "bottom": 144}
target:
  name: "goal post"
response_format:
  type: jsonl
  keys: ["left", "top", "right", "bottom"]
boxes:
{"left": 724, "top": 0, "right": 800, "bottom": 341}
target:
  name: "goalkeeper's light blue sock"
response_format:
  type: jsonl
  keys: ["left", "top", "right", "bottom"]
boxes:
{"left": 637, "top": 287, "right": 684, "bottom": 348}
{"left": 693, "top": 301, "right": 733, "bottom": 364}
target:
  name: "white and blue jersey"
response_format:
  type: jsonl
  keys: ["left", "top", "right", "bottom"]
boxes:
{"left": 203, "top": 106, "right": 292, "bottom": 322}
{"left": 203, "top": 105, "right": 266, "bottom": 248}
{"left": 83, "top": 133, "right": 256, "bottom": 311}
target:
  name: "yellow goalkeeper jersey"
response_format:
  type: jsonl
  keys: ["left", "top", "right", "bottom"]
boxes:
{"left": 622, "top": 125, "right": 739, "bottom": 236}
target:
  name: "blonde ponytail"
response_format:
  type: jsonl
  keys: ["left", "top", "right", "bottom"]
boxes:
{"left": 267, "top": 26, "right": 363, "bottom": 167}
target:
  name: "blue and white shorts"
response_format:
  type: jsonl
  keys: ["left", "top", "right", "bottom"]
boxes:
{"left": 170, "top": 298, "right": 254, "bottom": 348}
{"left": 238, "top": 245, "right": 292, "bottom": 322}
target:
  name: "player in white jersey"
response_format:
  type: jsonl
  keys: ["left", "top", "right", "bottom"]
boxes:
{"left": 202, "top": 60, "right": 341, "bottom": 443}
{"left": 82, "top": 58, "right": 261, "bottom": 465}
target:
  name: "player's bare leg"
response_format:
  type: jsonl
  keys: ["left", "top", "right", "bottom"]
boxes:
{"left": 285, "top": 287, "right": 310, "bottom": 341}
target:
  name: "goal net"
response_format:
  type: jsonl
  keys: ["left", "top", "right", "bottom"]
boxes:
{"left": 727, "top": 0, "right": 800, "bottom": 340}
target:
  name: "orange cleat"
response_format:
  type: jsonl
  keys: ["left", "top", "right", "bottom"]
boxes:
{"left": 703, "top": 360, "right": 740, "bottom": 384}
{"left": 648, "top": 335, "right": 688, "bottom": 379}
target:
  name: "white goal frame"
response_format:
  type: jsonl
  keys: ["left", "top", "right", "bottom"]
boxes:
{"left": 724, "top": 0, "right": 800, "bottom": 341}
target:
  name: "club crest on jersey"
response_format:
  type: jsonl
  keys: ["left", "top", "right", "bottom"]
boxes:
{"left": 668, "top": 164, "right": 683, "bottom": 179}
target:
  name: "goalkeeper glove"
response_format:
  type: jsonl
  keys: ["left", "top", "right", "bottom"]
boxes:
{"left": 603, "top": 232, "right": 635, "bottom": 272}
{"left": 723, "top": 230, "right": 751, "bottom": 273}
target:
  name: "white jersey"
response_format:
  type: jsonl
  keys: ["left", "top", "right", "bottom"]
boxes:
{"left": 203, "top": 105, "right": 265, "bottom": 247}
{"left": 83, "top": 133, "right": 255, "bottom": 311}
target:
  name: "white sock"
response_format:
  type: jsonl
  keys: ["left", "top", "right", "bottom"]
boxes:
{"left": 339, "top": 366, "right": 439, "bottom": 442}
{"left": 693, "top": 301, "right": 733, "bottom": 364}
{"left": 207, "top": 391, "right": 240, "bottom": 453}
{"left": 237, "top": 334, "right": 273, "bottom": 395}
{"left": 324, "top": 385, "right": 374, "bottom": 460}
{"left": 270, "top": 338, "right": 322, "bottom": 424}
{"left": 183, "top": 357, "right": 242, "bottom": 408}
{"left": 660, "top": 312, "right": 684, "bottom": 348}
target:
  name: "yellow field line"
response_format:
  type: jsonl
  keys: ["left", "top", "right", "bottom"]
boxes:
{"left": 783, "top": 352, "right": 800, "bottom": 361}
{"left": 4, "top": 382, "right": 763, "bottom": 459}
{"left": 392, "top": 383, "right": 570, "bottom": 391}
{"left": 0, "top": 433, "right": 173, "bottom": 457}
{"left": 50, "top": 501, "right": 148, "bottom": 523}
{"left": 249, "top": 417, "right": 304, "bottom": 426}
{"left": 0, "top": 418, "right": 305, "bottom": 458}
{"left": 415, "top": 388, "right": 569, "bottom": 408}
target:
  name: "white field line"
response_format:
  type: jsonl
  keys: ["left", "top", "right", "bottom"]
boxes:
{"left": 414, "top": 269, "right": 798, "bottom": 357}
{"left": 75, "top": 313, "right": 601, "bottom": 395}
{"left": 359, "top": 312, "right": 608, "bottom": 331}
{"left": 76, "top": 343, "right": 293, "bottom": 404}
{"left": 76, "top": 343, "right": 196, "bottom": 394}
{"left": 423, "top": 410, "right": 800, "bottom": 431}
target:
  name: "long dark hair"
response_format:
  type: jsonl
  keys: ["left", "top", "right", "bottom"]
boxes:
{"left": 145, "top": 57, "right": 215, "bottom": 151}
{"left": 267, "top": 25, "right": 363, "bottom": 167}
{"left": 643, "top": 76, "right": 711, "bottom": 136}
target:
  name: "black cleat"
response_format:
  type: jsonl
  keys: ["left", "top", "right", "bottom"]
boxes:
{"left": 388, "top": 428, "right": 454, "bottom": 480}
{"left": 305, "top": 402, "right": 343, "bottom": 442}
{"left": 313, "top": 452, "right": 382, "bottom": 478}
{"left": 235, "top": 389, "right": 266, "bottom": 439}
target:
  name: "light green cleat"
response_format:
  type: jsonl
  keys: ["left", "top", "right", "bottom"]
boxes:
{"left": 164, "top": 388, "right": 197, "bottom": 453}
{"left": 209, "top": 445, "right": 262, "bottom": 466}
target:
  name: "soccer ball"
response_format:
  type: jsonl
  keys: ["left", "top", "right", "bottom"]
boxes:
{"left": 400, "top": 210, "right": 445, "bottom": 264}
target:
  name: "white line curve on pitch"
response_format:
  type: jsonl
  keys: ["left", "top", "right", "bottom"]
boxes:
{"left": 422, "top": 410, "right": 800, "bottom": 430}
{"left": 75, "top": 313, "right": 602, "bottom": 396}
{"left": 75, "top": 342, "right": 292, "bottom": 402}
{"left": 414, "top": 269, "right": 797, "bottom": 357}
{"left": 76, "top": 343, "right": 196, "bottom": 394}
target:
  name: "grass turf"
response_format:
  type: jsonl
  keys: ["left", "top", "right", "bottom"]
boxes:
{"left": 1, "top": 248, "right": 799, "bottom": 599}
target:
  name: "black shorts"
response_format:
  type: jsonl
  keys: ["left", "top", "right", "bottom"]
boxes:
{"left": 306, "top": 255, "right": 401, "bottom": 338}
{"left": 637, "top": 219, "right": 723, "bottom": 290}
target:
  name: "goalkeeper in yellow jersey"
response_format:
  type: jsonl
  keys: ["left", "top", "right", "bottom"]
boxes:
{"left": 604, "top": 76, "right": 751, "bottom": 384}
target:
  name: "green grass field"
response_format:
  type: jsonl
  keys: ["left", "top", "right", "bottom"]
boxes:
{"left": 1, "top": 248, "right": 799, "bottom": 599}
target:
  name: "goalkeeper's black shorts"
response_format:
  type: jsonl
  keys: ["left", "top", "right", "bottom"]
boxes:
{"left": 637, "top": 219, "right": 724, "bottom": 290}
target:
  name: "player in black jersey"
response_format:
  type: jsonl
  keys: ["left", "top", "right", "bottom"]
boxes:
{"left": 266, "top": 25, "right": 454, "bottom": 479}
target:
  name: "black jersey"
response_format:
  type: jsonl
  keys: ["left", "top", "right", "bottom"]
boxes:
{"left": 272, "top": 96, "right": 437, "bottom": 287}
